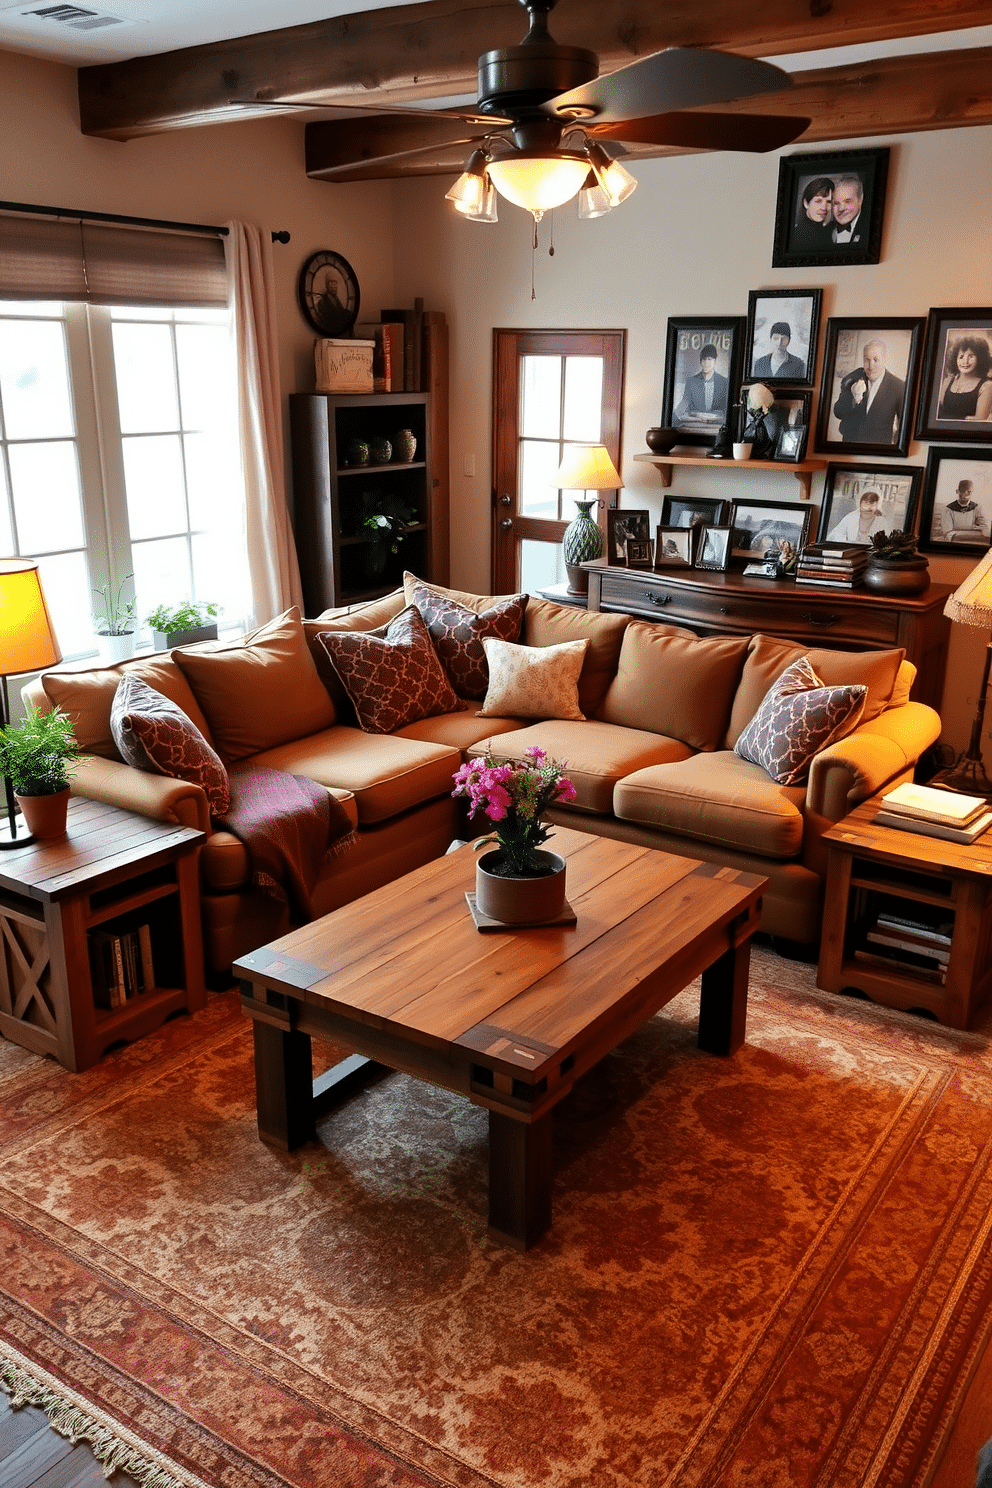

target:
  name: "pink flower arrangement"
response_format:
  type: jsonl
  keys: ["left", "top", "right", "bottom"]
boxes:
{"left": 452, "top": 744, "right": 577, "bottom": 876}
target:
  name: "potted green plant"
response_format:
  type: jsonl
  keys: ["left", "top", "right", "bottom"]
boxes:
{"left": 864, "top": 529, "right": 930, "bottom": 596}
{"left": 93, "top": 574, "right": 137, "bottom": 661}
{"left": 145, "top": 600, "right": 221, "bottom": 650}
{"left": 0, "top": 704, "right": 81, "bottom": 840}
{"left": 360, "top": 492, "right": 417, "bottom": 582}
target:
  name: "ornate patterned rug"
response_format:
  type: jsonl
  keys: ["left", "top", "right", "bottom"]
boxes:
{"left": 1, "top": 947, "right": 991, "bottom": 1488}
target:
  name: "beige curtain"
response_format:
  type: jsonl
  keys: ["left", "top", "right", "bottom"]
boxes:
{"left": 224, "top": 221, "right": 304, "bottom": 622}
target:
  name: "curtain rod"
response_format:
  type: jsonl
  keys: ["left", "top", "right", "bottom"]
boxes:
{"left": 0, "top": 200, "right": 291, "bottom": 243}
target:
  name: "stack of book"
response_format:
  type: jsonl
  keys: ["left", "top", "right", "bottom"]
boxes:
{"left": 89, "top": 924, "right": 155, "bottom": 1010}
{"left": 875, "top": 782, "right": 992, "bottom": 844}
{"left": 795, "top": 542, "right": 869, "bottom": 588}
{"left": 857, "top": 906, "right": 953, "bottom": 982}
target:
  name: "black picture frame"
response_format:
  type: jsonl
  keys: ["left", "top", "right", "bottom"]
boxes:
{"left": 606, "top": 508, "right": 650, "bottom": 566}
{"left": 816, "top": 463, "right": 923, "bottom": 545}
{"left": 815, "top": 317, "right": 923, "bottom": 458}
{"left": 914, "top": 308, "right": 992, "bottom": 443}
{"left": 297, "top": 250, "right": 361, "bottom": 337}
{"left": 623, "top": 538, "right": 654, "bottom": 568}
{"left": 771, "top": 148, "right": 890, "bottom": 269}
{"left": 694, "top": 526, "right": 732, "bottom": 572}
{"left": 660, "top": 317, "right": 745, "bottom": 446}
{"left": 774, "top": 424, "right": 808, "bottom": 463}
{"left": 729, "top": 499, "right": 812, "bottom": 561}
{"left": 744, "top": 288, "right": 821, "bottom": 387}
{"left": 660, "top": 494, "right": 730, "bottom": 529}
{"left": 918, "top": 446, "right": 992, "bottom": 557}
{"left": 654, "top": 526, "right": 694, "bottom": 568}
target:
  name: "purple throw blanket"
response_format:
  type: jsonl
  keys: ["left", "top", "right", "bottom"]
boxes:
{"left": 220, "top": 762, "right": 355, "bottom": 922}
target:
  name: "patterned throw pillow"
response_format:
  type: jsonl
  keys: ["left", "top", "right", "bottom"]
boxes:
{"left": 408, "top": 577, "right": 526, "bottom": 699}
{"left": 477, "top": 637, "right": 588, "bottom": 720}
{"left": 734, "top": 656, "right": 867, "bottom": 785}
{"left": 110, "top": 673, "right": 231, "bottom": 815}
{"left": 317, "top": 604, "right": 461, "bottom": 734}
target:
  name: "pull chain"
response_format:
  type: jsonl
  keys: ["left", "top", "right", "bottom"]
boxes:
{"left": 531, "top": 216, "right": 538, "bottom": 300}
{"left": 549, "top": 209, "right": 555, "bottom": 257}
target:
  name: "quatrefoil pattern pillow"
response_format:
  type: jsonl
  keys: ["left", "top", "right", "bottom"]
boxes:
{"left": 407, "top": 578, "right": 527, "bottom": 699}
{"left": 733, "top": 656, "right": 866, "bottom": 786}
{"left": 318, "top": 604, "right": 460, "bottom": 734}
{"left": 110, "top": 673, "right": 231, "bottom": 815}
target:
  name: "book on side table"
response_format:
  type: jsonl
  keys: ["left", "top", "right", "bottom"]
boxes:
{"left": 875, "top": 782, "right": 992, "bottom": 844}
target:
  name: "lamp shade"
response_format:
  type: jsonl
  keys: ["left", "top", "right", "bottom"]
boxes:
{"left": 0, "top": 560, "right": 62, "bottom": 676}
{"left": 945, "top": 548, "right": 992, "bottom": 627}
{"left": 553, "top": 444, "right": 624, "bottom": 491}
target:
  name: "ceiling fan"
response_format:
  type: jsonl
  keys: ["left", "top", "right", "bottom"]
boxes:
{"left": 302, "top": 0, "right": 810, "bottom": 221}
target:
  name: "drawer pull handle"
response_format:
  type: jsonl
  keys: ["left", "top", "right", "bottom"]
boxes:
{"left": 719, "top": 606, "right": 732, "bottom": 615}
{"left": 803, "top": 611, "right": 839, "bottom": 628}
{"left": 646, "top": 592, "right": 671, "bottom": 606}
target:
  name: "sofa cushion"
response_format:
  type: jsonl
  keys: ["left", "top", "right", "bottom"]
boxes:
{"left": 395, "top": 708, "right": 527, "bottom": 751}
{"left": 247, "top": 727, "right": 460, "bottom": 826}
{"left": 174, "top": 608, "right": 335, "bottom": 762}
{"left": 406, "top": 576, "right": 527, "bottom": 699}
{"left": 478, "top": 636, "right": 587, "bottom": 721}
{"left": 734, "top": 657, "right": 866, "bottom": 785}
{"left": 110, "top": 674, "right": 231, "bottom": 815}
{"left": 41, "top": 653, "right": 214, "bottom": 762}
{"left": 614, "top": 752, "right": 806, "bottom": 860}
{"left": 201, "top": 787, "right": 358, "bottom": 892}
{"left": 596, "top": 623, "right": 749, "bottom": 750}
{"left": 725, "top": 634, "right": 905, "bottom": 746}
{"left": 522, "top": 598, "right": 629, "bottom": 716}
{"left": 468, "top": 720, "right": 693, "bottom": 815}
{"left": 403, "top": 572, "right": 523, "bottom": 615}
{"left": 317, "top": 605, "right": 461, "bottom": 734}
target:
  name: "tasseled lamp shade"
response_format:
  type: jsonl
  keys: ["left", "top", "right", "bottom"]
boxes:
{"left": 944, "top": 547, "right": 992, "bottom": 627}
{"left": 0, "top": 560, "right": 61, "bottom": 677}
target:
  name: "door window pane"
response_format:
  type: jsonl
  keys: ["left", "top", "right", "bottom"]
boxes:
{"left": 520, "top": 539, "right": 564, "bottom": 593}
{"left": 519, "top": 440, "right": 562, "bottom": 518}
{"left": 563, "top": 357, "right": 604, "bottom": 442}
{"left": 8, "top": 441, "right": 85, "bottom": 551}
{"left": 112, "top": 322, "right": 179, "bottom": 433}
{"left": 0, "top": 318, "right": 74, "bottom": 439}
{"left": 122, "top": 434, "right": 188, "bottom": 538}
{"left": 520, "top": 356, "right": 561, "bottom": 439}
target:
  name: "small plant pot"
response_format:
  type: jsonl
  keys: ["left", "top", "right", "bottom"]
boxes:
{"left": 101, "top": 632, "right": 135, "bottom": 663}
{"left": 15, "top": 788, "right": 70, "bottom": 841}
{"left": 475, "top": 849, "right": 566, "bottom": 925}
{"left": 863, "top": 557, "right": 930, "bottom": 597}
{"left": 155, "top": 624, "right": 219, "bottom": 650}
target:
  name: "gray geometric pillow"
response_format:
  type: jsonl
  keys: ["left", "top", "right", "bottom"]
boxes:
{"left": 734, "top": 656, "right": 866, "bottom": 786}
{"left": 111, "top": 673, "right": 231, "bottom": 815}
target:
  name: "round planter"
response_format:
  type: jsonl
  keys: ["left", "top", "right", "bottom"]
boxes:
{"left": 392, "top": 428, "right": 417, "bottom": 462}
{"left": 15, "top": 787, "right": 70, "bottom": 841}
{"left": 475, "top": 849, "right": 566, "bottom": 925}
{"left": 101, "top": 632, "right": 135, "bottom": 663}
{"left": 562, "top": 499, "right": 604, "bottom": 595}
{"left": 863, "top": 557, "right": 930, "bottom": 597}
{"left": 645, "top": 426, "right": 679, "bottom": 454}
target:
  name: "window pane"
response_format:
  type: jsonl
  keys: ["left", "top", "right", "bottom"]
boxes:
{"left": 176, "top": 324, "right": 233, "bottom": 430}
{"left": 0, "top": 301, "right": 63, "bottom": 317}
{"left": 0, "top": 455, "right": 12, "bottom": 552}
{"left": 184, "top": 430, "right": 242, "bottom": 532}
{"left": 112, "top": 322, "right": 179, "bottom": 433}
{"left": 192, "top": 531, "right": 251, "bottom": 627}
{"left": 519, "top": 439, "right": 561, "bottom": 518}
{"left": 131, "top": 535, "right": 192, "bottom": 620}
{"left": 37, "top": 551, "right": 92, "bottom": 658}
{"left": 110, "top": 305, "right": 172, "bottom": 321}
{"left": 563, "top": 357, "right": 604, "bottom": 442}
{"left": 520, "top": 539, "right": 563, "bottom": 594}
{"left": 122, "top": 434, "right": 187, "bottom": 538}
{"left": 8, "top": 441, "right": 85, "bottom": 551}
{"left": 520, "top": 356, "right": 561, "bottom": 439}
{"left": 0, "top": 318, "right": 74, "bottom": 439}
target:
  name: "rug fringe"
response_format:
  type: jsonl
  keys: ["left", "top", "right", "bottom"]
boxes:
{"left": 0, "top": 1355, "right": 186, "bottom": 1488}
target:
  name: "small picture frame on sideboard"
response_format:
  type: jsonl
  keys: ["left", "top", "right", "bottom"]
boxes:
{"left": 654, "top": 526, "right": 694, "bottom": 568}
{"left": 607, "top": 508, "right": 650, "bottom": 565}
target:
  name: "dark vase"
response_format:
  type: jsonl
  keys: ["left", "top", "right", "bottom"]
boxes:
{"left": 368, "top": 436, "right": 392, "bottom": 464}
{"left": 645, "top": 427, "right": 679, "bottom": 454}
{"left": 562, "top": 498, "right": 604, "bottom": 594}
{"left": 863, "top": 556, "right": 930, "bottom": 596}
{"left": 392, "top": 429, "right": 417, "bottom": 462}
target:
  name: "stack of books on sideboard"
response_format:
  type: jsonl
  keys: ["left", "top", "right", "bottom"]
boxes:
{"left": 795, "top": 543, "right": 868, "bottom": 588}
{"left": 874, "top": 783, "right": 992, "bottom": 844}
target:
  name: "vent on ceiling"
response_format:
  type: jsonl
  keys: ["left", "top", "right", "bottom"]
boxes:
{"left": 18, "top": 3, "right": 134, "bottom": 29}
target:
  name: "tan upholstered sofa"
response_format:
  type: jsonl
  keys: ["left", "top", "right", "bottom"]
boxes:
{"left": 22, "top": 578, "right": 941, "bottom": 973}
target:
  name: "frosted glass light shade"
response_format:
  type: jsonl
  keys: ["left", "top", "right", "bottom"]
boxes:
{"left": 553, "top": 443, "right": 623, "bottom": 491}
{"left": 487, "top": 154, "right": 589, "bottom": 215}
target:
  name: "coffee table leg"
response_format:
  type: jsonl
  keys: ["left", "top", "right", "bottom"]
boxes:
{"left": 252, "top": 1020, "right": 315, "bottom": 1150}
{"left": 698, "top": 937, "right": 751, "bottom": 1056}
{"left": 488, "top": 1110, "right": 553, "bottom": 1250}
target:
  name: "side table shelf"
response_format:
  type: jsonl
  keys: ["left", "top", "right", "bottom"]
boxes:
{"left": 0, "top": 798, "right": 206, "bottom": 1071}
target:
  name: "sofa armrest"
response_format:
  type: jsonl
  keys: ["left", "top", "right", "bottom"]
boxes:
{"left": 806, "top": 701, "right": 942, "bottom": 822}
{"left": 71, "top": 754, "right": 211, "bottom": 833}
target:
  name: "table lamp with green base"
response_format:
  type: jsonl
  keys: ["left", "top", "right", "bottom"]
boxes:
{"left": 0, "top": 559, "right": 62, "bottom": 849}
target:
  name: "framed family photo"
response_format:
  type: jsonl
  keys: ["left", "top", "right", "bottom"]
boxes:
{"left": 660, "top": 317, "right": 745, "bottom": 445}
{"left": 915, "top": 307, "right": 992, "bottom": 443}
{"left": 771, "top": 148, "right": 890, "bottom": 269}
{"left": 918, "top": 447, "right": 992, "bottom": 557}
{"left": 816, "top": 463, "right": 922, "bottom": 545}
{"left": 606, "top": 508, "right": 650, "bottom": 565}
{"left": 694, "top": 526, "right": 732, "bottom": 572}
{"left": 815, "top": 317, "right": 923, "bottom": 457}
{"left": 654, "top": 526, "right": 694, "bottom": 568}
{"left": 660, "top": 494, "right": 730, "bottom": 529}
{"left": 775, "top": 424, "right": 808, "bottom": 462}
{"left": 729, "top": 499, "right": 812, "bottom": 561}
{"left": 744, "top": 288, "right": 821, "bottom": 386}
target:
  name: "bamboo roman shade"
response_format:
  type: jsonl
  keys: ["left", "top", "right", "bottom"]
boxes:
{"left": 0, "top": 213, "right": 228, "bottom": 306}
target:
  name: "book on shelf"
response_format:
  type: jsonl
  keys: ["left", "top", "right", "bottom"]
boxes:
{"left": 88, "top": 925, "right": 153, "bottom": 1008}
{"left": 881, "top": 781, "right": 989, "bottom": 826}
{"left": 874, "top": 807, "right": 992, "bottom": 844}
{"left": 866, "top": 927, "right": 950, "bottom": 963}
{"left": 797, "top": 559, "right": 868, "bottom": 575}
{"left": 803, "top": 542, "right": 868, "bottom": 559}
{"left": 875, "top": 909, "right": 953, "bottom": 946}
{"left": 853, "top": 943, "right": 946, "bottom": 982}
{"left": 795, "top": 574, "right": 863, "bottom": 588}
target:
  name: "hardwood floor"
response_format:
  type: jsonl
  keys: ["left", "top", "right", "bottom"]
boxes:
{"left": 0, "top": 1393, "right": 139, "bottom": 1488}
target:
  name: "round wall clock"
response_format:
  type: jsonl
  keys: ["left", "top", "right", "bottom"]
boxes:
{"left": 297, "top": 251, "right": 360, "bottom": 337}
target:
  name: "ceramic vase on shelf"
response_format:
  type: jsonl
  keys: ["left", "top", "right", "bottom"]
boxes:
{"left": 392, "top": 429, "right": 417, "bottom": 462}
{"left": 343, "top": 438, "right": 369, "bottom": 467}
{"left": 475, "top": 850, "right": 566, "bottom": 925}
{"left": 562, "top": 499, "right": 604, "bottom": 595}
{"left": 368, "top": 436, "right": 392, "bottom": 464}
{"left": 863, "top": 556, "right": 930, "bottom": 596}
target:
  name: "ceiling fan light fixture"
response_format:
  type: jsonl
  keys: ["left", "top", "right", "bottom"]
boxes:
{"left": 444, "top": 149, "right": 492, "bottom": 215}
{"left": 486, "top": 151, "right": 589, "bottom": 219}
{"left": 586, "top": 142, "right": 638, "bottom": 207}
{"left": 577, "top": 169, "right": 612, "bottom": 220}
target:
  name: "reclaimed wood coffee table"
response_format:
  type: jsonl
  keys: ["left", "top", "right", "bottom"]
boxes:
{"left": 235, "top": 828, "right": 766, "bottom": 1249}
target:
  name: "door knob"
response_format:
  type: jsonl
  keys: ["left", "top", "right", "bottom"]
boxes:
{"left": 499, "top": 517, "right": 513, "bottom": 531}
{"left": 498, "top": 493, "right": 513, "bottom": 506}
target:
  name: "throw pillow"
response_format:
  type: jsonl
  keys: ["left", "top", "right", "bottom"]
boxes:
{"left": 407, "top": 577, "right": 526, "bottom": 698}
{"left": 317, "top": 604, "right": 461, "bottom": 734}
{"left": 733, "top": 656, "right": 867, "bottom": 786}
{"left": 110, "top": 673, "right": 231, "bottom": 815}
{"left": 477, "top": 636, "right": 588, "bottom": 720}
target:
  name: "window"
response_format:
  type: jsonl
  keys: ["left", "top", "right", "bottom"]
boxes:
{"left": 0, "top": 297, "right": 251, "bottom": 661}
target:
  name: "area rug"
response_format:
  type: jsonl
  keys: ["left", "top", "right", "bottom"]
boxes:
{"left": 1, "top": 947, "right": 991, "bottom": 1488}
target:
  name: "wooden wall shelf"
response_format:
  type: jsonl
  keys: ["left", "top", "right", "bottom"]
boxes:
{"left": 633, "top": 451, "right": 826, "bottom": 502}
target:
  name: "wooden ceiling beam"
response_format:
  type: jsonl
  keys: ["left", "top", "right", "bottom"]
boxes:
{"left": 77, "top": 0, "right": 991, "bottom": 141}
{"left": 304, "top": 45, "right": 992, "bottom": 181}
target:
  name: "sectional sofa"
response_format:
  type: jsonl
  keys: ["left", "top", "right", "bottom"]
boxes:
{"left": 23, "top": 575, "right": 941, "bottom": 973}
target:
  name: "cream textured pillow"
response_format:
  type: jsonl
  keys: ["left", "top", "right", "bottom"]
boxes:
{"left": 478, "top": 637, "right": 587, "bottom": 720}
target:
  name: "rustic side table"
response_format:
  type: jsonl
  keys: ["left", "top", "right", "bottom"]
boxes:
{"left": 0, "top": 797, "right": 206, "bottom": 1071}
{"left": 817, "top": 798, "right": 992, "bottom": 1029}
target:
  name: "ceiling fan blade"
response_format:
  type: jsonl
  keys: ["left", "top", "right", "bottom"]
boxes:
{"left": 590, "top": 111, "right": 810, "bottom": 153}
{"left": 306, "top": 119, "right": 498, "bottom": 181}
{"left": 545, "top": 48, "right": 791, "bottom": 125}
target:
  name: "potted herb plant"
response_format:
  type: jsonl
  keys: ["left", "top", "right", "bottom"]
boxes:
{"left": 452, "top": 745, "right": 577, "bottom": 924}
{"left": 93, "top": 574, "right": 137, "bottom": 661}
{"left": 360, "top": 492, "right": 417, "bottom": 582}
{"left": 864, "top": 529, "right": 930, "bottom": 596}
{"left": 0, "top": 704, "right": 81, "bottom": 840}
{"left": 145, "top": 600, "right": 221, "bottom": 650}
